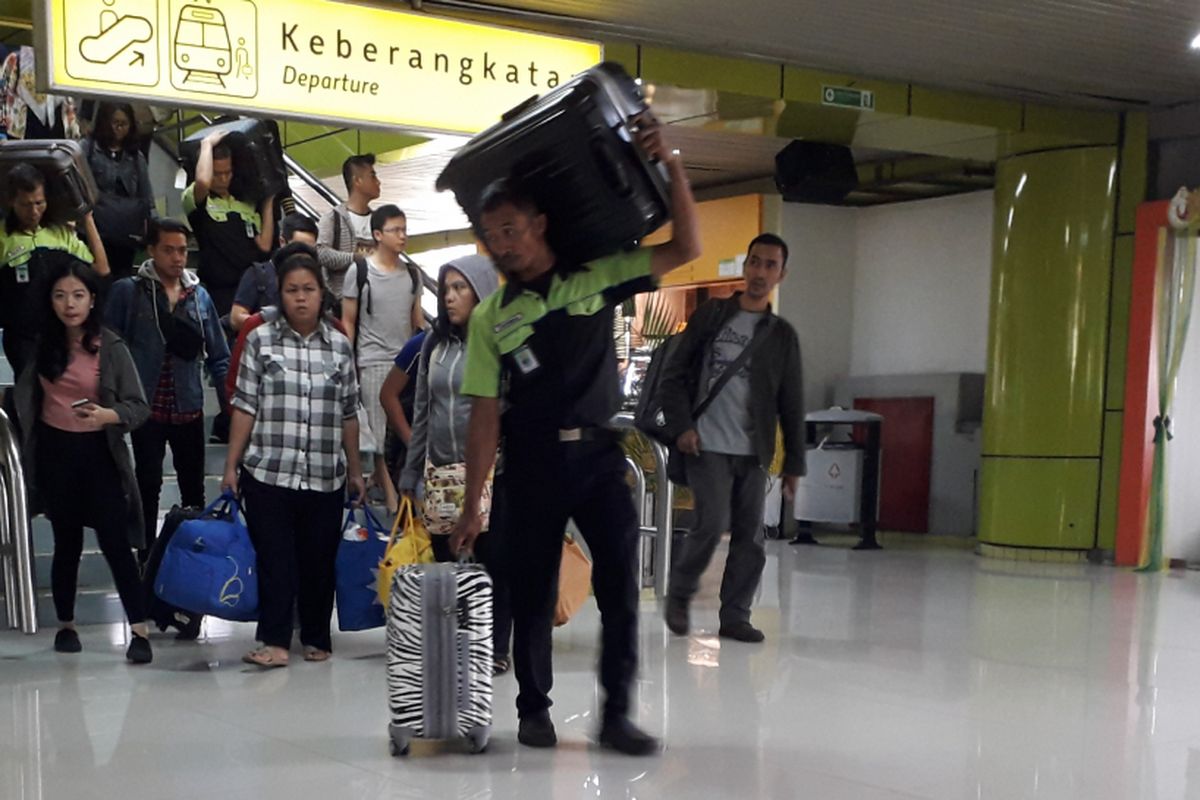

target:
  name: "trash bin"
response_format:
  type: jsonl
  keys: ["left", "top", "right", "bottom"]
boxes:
{"left": 791, "top": 407, "right": 883, "bottom": 550}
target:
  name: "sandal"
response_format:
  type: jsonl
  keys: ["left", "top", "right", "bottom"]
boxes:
{"left": 242, "top": 647, "right": 288, "bottom": 668}
{"left": 303, "top": 646, "right": 331, "bottom": 663}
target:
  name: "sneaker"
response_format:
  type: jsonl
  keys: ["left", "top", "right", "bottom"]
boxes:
{"left": 718, "top": 621, "right": 765, "bottom": 643}
{"left": 54, "top": 628, "right": 81, "bottom": 653}
{"left": 126, "top": 634, "right": 153, "bottom": 664}
{"left": 598, "top": 716, "right": 660, "bottom": 756}
{"left": 664, "top": 597, "right": 689, "bottom": 636}
{"left": 517, "top": 713, "right": 557, "bottom": 748}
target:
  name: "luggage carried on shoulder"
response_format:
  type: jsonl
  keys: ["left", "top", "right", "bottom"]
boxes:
{"left": 386, "top": 561, "right": 493, "bottom": 756}
{"left": 0, "top": 139, "right": 99, "bottom": 222}
{"left": 142, "top": 504, "right": 205, "bottom": 637}
{"left": 179, "top": 117, "right": 288, "bottom": 204}
{"left": 436, "top": 61, "right": 671, "bottom": 267}
{"left": 154, "top": 491, "right": 259, "bottom": 622}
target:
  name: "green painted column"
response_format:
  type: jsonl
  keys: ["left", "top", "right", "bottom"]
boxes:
{"left": 979, "top": 147, "right": 1118, "bottom": 550}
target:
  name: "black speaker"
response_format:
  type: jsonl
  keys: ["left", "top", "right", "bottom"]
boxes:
{"left": 774, "top": 141, "right": 858, "bottom": 203}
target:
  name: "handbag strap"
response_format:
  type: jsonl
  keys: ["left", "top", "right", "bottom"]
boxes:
{"left": 692, "top": 315, "right": 777, "bottom": 421}
{"left": 385, "top": 496, "right": 416, "bottom": 550}
{"left": 203, "top": 488, "right": 242, "bottom": 522}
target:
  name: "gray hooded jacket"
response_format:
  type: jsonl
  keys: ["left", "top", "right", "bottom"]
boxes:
{"left": 398, "top": 255, "right": 499, "bottom": 493}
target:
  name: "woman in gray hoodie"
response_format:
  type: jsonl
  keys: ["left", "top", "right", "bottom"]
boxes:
{"left": 398, "top": 254, "right": 510, "bottom": 673}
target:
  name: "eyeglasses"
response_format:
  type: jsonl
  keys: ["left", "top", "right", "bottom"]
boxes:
{"left": 381, "top": 227, "right": 406, "bottom": 235}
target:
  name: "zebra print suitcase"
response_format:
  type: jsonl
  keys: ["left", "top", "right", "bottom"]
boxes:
{"left": 386, "top": 562, "right": 492, "bottom": 756}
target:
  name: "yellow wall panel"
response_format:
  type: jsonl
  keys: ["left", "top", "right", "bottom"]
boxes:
{"left": 645, "top": 195, "right": 762, "bottom": 288}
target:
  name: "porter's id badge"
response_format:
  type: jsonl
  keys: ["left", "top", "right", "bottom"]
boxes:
{"left": 15, "top": 264, "right": 28, "bottom": 284}
{"left": 245, "top": 220, "right": 257, "bottom": 239}
{"left": 513, "top": 344, "right": 541, "bottom": 375}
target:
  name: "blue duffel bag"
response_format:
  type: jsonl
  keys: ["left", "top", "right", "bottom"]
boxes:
{"left": 155, "top": 491, "right": 258, "bottom": 622}
{"left": 335, "top": 503, "right": 388, "bottom": 632}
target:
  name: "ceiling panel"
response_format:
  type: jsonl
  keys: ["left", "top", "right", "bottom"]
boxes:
{"left": 411, "top": 0, "right": 1200, "bottom": 107}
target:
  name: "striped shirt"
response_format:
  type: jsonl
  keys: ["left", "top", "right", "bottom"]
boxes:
{"left": 232, "top": 316, "right": 358, "bottom": 492}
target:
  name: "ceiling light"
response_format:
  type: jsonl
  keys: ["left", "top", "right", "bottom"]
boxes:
{"left": 1191, "top": 32, "right": 1200, "bottom": 50}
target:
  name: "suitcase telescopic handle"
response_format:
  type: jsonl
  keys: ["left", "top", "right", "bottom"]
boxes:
{"left": 590, "top": 134, "right": 634, "bottom": 198}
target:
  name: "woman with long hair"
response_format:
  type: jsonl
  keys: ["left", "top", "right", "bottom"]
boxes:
{"left": 222, "top": 246, "right": 365, "bottom": 668}
{"left": 13, "top": 253, "right": 152, "bottom": 662}
{"left": 83, "top": 102, "right": 156, "bottom": 279}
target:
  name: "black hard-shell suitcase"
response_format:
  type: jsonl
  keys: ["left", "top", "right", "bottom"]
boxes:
{"left": 387, "top": 562, "right": 493, "bottom": 756}
{"left": 180, "top": 118, "right": 288, "bottom": 204}
{"left": 142, "top": 505, "right": 204, "bottom": 639}
{"left": 436, "top": 61, "right": 671, "bottom": 266}
{"left": 0, "top": 139, "right": 98, "bottom": 222}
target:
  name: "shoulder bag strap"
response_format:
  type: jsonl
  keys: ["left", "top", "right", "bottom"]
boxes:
{"left": 691, "top": 315, "right": 777, "bottom": 421}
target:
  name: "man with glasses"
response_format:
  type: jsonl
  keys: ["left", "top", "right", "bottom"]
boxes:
{"left": 341, "top": 204, "right": 423, "bottom": 513}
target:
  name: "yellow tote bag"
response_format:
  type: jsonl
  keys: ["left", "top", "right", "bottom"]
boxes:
{"left": 376, "top": 497, "right": 435, "bottom": 607}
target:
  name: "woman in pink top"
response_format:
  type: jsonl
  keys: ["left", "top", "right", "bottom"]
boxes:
{"left": 13, "top": 254, "right": 152, "bottom": 663}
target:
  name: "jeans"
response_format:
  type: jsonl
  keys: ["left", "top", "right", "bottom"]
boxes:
{"left": 131, "top": 417, "right": 206, "bottom": 558}
{"left": 669, "top": 451, "right": 768, "bottom": 626}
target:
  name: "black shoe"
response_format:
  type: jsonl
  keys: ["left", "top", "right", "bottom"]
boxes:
{"left": 174, "top": 614, "right": 202, "bottom": 641}
{"left": 492, "top": 656, "right": 510, "bottom": 676}
{"left": 664, "top": 597, "right": 689, "bottom": 636}
{"left": 598, "top": 717, "right": 660, "bottom": 756}
{"left": 208, "top": 431, "right": 229, "bottom": 445}
{"left": 517, "top": 714, "right": 557, "bottom": 748}
{"left": 54, "top": 628, "right": 81, "bottom": 653}
{"left": 126, "top": 634, "right": 153, "bottom": 664}
{"left": 718, "top": 621, "right": 765, "bottom": 643}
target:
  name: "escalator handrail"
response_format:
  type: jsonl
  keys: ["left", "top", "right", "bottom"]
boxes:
{"left": 0, "top": 407, "right": 36, "bottom": 633}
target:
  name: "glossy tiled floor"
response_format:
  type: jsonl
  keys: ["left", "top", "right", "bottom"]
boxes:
{"left": 3, "top": 541, "right": 1200, "bottom": 799}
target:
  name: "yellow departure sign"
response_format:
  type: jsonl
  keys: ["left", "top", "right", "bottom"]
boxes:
{"left": 35, "top": 0, "right": 602, "bottom": 134}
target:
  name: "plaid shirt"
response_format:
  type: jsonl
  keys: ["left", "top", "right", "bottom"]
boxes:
{"left": 232, "top": 317, "right": 358, "bottom": 492}
{"left": 149, "top": 286, "right": 205, "bottom": 425}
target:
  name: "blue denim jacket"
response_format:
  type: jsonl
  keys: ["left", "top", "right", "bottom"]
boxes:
{"left": 105, "top": 261, "right": 230, "bottom": 414}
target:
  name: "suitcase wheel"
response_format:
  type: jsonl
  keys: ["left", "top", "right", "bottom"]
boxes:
{"left": 467, "top": 730, "right": 489, "bottom": 754}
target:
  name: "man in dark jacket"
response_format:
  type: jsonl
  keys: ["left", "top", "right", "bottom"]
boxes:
{"left": 106, "top": 218, "right": 230, "bottom": 561}
{"left": 659, "top": 233, "right": 805, "bottom": 643}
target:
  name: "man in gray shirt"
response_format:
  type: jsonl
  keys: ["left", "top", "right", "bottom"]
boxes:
{"left": 657, "top": 233, "right": 805, "bottom": 643}
{"left": 342, "top": 204, "right": 424, "bottom": 513}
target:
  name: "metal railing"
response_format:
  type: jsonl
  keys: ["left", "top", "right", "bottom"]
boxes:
{"left": 613, "top": 414, "right": 674, "bottom": 598}
{"left": 0, "top": 408, "right": 36, "bottom": 633}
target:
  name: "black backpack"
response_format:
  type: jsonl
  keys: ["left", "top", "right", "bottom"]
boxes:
{"left": 352, "top": 255, "right": 420, "bottom": 353}
{"left": 633, "top": 334, "right": 685, "bottom": 448}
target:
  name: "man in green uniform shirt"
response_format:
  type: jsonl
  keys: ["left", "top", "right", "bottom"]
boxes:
{"left": 0, "top": 163, "right": 110, "bottom": 373}
{"left": 451, "top": 114, "right": 700, "bottom": 756}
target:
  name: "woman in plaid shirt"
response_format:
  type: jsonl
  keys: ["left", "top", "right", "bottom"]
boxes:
{"left": 222, "top": 246, "right": 366, "bottom": 668}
